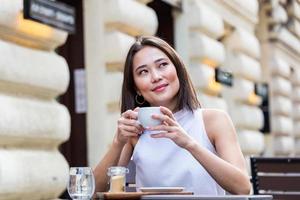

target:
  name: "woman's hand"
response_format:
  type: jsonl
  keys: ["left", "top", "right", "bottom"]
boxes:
{"left": 114, "top": 107, "right": 143, "bottom": 146}
{"left": 149, "top": 106, "right": 197, "bottom": 149}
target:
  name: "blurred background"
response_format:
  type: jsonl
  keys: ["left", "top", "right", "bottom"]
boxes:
{"left": 0, "top": 0, "right": 300, "bottom": 199}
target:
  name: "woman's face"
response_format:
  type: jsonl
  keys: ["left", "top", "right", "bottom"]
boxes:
{"left": 132, "top": 46, "right": 180, "bottom": 110}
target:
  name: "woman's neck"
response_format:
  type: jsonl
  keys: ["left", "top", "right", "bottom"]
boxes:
{"left": 150, "top": 101, "right": 178, "bottom": 113}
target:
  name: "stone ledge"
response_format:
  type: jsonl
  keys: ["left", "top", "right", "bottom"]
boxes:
{"left": 0, "top": 149, "right": 68, "bottom": 200}
{"left": 224, "top": 28, "right": 260, "bottom": 59}
{"left": 0, "top": 94, "right": 70, "bottom": 148}
{"left": 188, "top": 1, "right": 224, "bottom": 39}
{"left": 104, "top": 31, "right": 135, "bottom": 69}
{"left": 197, "top": 93, "right": 228, "bottom": 111}
{"left": 104, "top": 0, "right": 158, "bottom": 36}
{"left": 271, "top": 115, "right": 293, "bottom": 135}
{"left": 230, "top": 52, "right": 261, "bottom": 82}
{"left": 0, "top": 39, "right": 69, "bottom": 99}
{"left": 230, "top": 104, "right": 264, "bottom": 130}
{"left": 189, "top": 32, "right": 225, "bottom": 67}
{"left": 271, "top": 96, "right": 293, "bottom": 117}
{"left": 0, "top": 1, "right": 67, "bottom": 51}
{"left": 273, "top": 136, "right": 294, "bottom": 155}
{"left": 238, "top": 130, "right": 264, "bottom": 155}
{"left": 272, "top": 76, "right": 292, "bottom": 97}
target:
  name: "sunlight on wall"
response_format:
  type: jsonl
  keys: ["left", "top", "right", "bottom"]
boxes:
{"left": 16, "top": 12, "right": 54, "bottom": 40}
{"left": 248, "top": 92, "right": 261, "bottom": 105}
{"left": 205, "top": 76, "right": 222, "bottom": 95}
{"left": 202, "top": 57, "right": 219, "bottom": 68}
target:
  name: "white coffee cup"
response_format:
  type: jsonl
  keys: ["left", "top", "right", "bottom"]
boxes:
{"left": 138, "top": 107, "right": 162, "bottom": 128}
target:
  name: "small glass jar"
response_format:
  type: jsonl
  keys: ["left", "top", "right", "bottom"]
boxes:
{"left": 107, "top": 166, "right": 129, "bottom": 192}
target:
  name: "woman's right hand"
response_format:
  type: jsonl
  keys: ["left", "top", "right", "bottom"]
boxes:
{"left": 114, "top": 107, "right": 143, "bottom": 145}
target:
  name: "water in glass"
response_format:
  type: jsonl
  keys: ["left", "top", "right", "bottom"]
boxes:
{"left": 67, "top": 167, "right": 95, "bottom": 199}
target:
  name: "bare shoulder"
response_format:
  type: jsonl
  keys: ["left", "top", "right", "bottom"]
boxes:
{"left": 201, "top": 109, "right": 234, "bottom": 141}
{"left": 202, "top": 108, "right": 230, "bottom": 125}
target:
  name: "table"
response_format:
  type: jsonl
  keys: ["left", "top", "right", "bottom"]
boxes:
{"left": 141, "top": 195, "right": 273, "bottom": 200}
{"left": 97, "top": 192, "right": 273, "bottom": 200}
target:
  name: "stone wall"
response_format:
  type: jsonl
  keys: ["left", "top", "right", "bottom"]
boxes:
{"left": 182, "top": 0, "right": 265, "bottom": 158}
{"left": 258, "top": 0, "right": 300, "bottom": 156}
{"left": 0, "top": 1, "right": 70, "bottom": 199}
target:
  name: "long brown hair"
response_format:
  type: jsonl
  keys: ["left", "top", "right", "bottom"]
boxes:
{"left": 121, "top": 36, "right": 200, "bottom": 113}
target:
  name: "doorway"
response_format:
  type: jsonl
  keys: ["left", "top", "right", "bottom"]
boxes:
{"left": 56, "top": 0, "right": 86, "bottom": 197}
{"left": 58, "top": 0, "right": 87, "bottom": 167}
{"left": 147, "top": 0, "right": 177, "bottom": 47}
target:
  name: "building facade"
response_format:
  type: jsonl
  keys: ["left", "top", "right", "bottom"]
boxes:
{"left": 0, "top": 0, "right": 300, "bottom": 199}
{"left": 0, "top": 1, "right": 70, "bottom": 199}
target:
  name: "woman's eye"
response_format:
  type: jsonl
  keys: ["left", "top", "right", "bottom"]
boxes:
{"left": 138, "top": 69, "right": 148, "bottom": 75}
{"left": 159, "top": 62, "right": 168, "bottom": 68}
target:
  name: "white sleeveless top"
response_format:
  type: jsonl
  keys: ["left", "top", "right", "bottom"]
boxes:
{"left": 132, "top": 108, "right": 225, "bottom": 195}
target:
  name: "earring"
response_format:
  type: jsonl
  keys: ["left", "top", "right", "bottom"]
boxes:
{"left": 135, "top": 94, "right": 145, "bottom": 105}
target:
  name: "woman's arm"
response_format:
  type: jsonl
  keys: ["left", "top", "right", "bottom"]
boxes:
{"left": 93, "top": 108, "right": 142, "bottom": 192}
{"left": 150, "top": 107, "right": 251, "bottom": 194}
{"left": 188, "top": 109, "right": 251, "bottom": 194}
{"left": 93, "top": 138, "right": 133, "bottom": 192}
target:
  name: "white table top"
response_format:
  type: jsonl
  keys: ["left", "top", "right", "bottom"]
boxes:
{"left": 141, "top": 195, "right": 273, "bottom": 200}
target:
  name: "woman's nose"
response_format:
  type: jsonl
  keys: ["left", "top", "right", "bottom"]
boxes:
{"left": 151, "top": 70, "right": 162, "bottom": 82}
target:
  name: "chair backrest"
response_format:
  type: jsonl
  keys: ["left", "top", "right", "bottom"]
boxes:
{"left": 250, "top": 157, "right": 300, "bottom": 200}
{"left": 126, "top": 160, "right": 136, "bottom": 192}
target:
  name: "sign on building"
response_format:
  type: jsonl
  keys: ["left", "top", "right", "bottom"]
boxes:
{"left": 255, "top": 83, "right": 270, "bottom": 133}
{"left": 23, "top": 0, "right": 76, "bottom": 33}
{"left": 215, "top": 68, "right": 233, "bottom": 87}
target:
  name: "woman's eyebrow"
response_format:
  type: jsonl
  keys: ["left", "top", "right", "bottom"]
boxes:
{"left": 135, "top": 64, "right": 147, "bottom": 72}
{"left": 154, "top": 58, "right": 167, "bottom": 63}
{"left": 135, "top": 57, "right": 167, "bottom": 72}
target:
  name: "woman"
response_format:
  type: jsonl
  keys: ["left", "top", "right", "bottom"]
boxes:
{"left": 94, "top": 36, "right": 251, "bottom": 195}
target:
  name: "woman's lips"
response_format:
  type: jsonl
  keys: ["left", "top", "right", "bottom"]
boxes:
{"left": 152, "top": 84, "right": 168, "bottom": 92}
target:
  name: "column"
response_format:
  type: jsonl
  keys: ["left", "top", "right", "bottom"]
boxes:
{"left": 0, "top": 1, "right": 70, "bottom": 199}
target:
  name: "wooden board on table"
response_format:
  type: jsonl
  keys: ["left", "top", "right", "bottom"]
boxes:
{"left": 96, "top": 191, "right": 193, "bottom": 200}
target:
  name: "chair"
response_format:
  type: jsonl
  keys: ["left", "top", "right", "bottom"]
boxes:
{"left": 126, "top": 160, "right": 137, "bottom": 192}
{"left": 250, "top": 157, "right": 300, "bottom": 200}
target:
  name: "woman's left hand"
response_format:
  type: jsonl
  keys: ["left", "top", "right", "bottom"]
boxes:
{"left": 148, "top": 106, "right": 197, "bottom": 149}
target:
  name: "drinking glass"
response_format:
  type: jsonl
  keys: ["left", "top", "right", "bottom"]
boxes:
{"left": 67, "top": 167, "right": 95, "bottom": 200}
{"left": 107, "top": 166, "right": 129, "bottom": 192}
